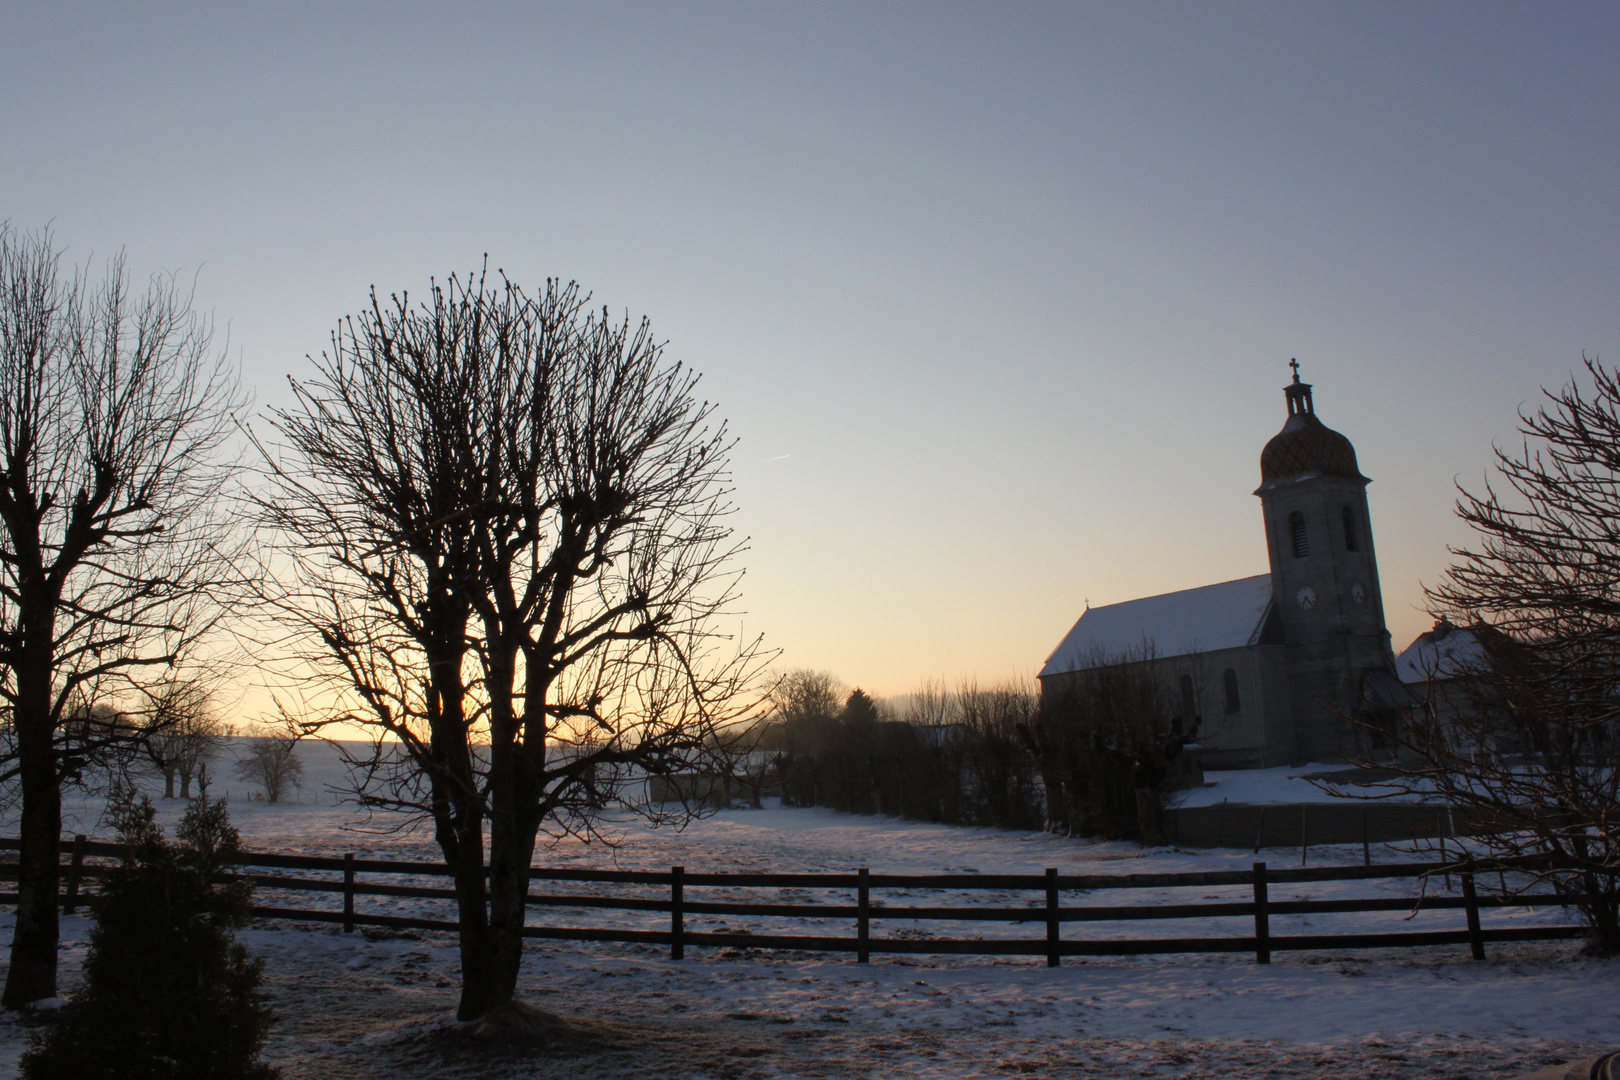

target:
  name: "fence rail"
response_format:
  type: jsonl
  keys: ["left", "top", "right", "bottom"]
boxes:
{"left": 0, "top": 836, "right": 1590, "bottom": 966}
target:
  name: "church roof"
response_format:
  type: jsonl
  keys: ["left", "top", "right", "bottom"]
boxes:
{"left": 1260, "top": 413, "right": 1365, "bottom": 485}
{"left": 1039, "top": 574, "right": 1274, "bottom": 678}
{"left": 1258, "top": 368, "right": 1367, "bottom": 487}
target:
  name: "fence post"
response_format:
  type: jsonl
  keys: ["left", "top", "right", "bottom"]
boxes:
{"left": 62, "top": 834, "right": 86, "bottom": 915}
{"left": 1362, "top": 810, "right": 1371, "bottom": 867}
{"left": 1045, "top": 868, "right": 1060, "bottom": 968}
{"left": 671, "top": 866, "right": 685, "bottom": 961}
{"left": 1252, "top": 861, "right": 1270, "bottom": 965}
{"left": 1461, "top": 866, "right": 1486, "bottom": 961}
{"left": 857, "top": 868, "right": 870, "bottom": 963}
{"left": 1445, "top": 816, "right": 1458, "bottom": 893}
{"left": 343, "top": 853, "right": 356, "bottom": 933}
{"left": 1300, "top": 806, "right": 1308, "bottom": 866}
{"left": 1253, "top": 808, "right": 1266, "bottom": 855}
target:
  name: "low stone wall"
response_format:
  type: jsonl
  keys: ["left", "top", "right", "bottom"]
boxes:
{"left": 1164, "top": 801, "right": 1481, "bottom": 849}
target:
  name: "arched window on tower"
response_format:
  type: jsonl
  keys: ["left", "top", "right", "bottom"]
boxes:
{"left": 1180, "top": 674, "right": 1196, "bottom": 719}
{"left": 1289, "top": 511, "right": 1309, "bottom": 558}
{"left": 1342, "top": 506, "right": 1359, "bottom": 551}
{"left": 1223, "top": 668, "right": 1241, "bottom": 713}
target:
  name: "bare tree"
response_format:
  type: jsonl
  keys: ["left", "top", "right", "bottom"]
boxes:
{"left": 763, "top": 672, "right": 1045, "bottom": 828}
{"left": 143, "top": 678, "right": 225, "bottom": 799}
{"left": 232, "top": 725, "right": 304, "bottom": 803}
{"left": 757, "top": 669, "right": 845, "bottom": 808}
{"left": 769, "top": 669, "right": 846, "bottom": 725}
{"left": 1025, "top": 643, "right": 1200, "bottom": 844}
{"left": 956, "top": 680, "right": 1043, "bottom": 831}
{"left": 36, "top": 692, "right": 136, "bottom": 794}
{"left": 723, "top": 669, "right": 847, "bottom": 810}
{"left": 256, "top": 268, "right": 766, "bottom": 1022}
{"left": 1340, "top": 356, "right": 1620, "bottom": 955}
{"left": 0, "top": 225, "right": 242, "bottom": 1008}
{"left": 902, "top": 676, "right": 954, "bottom": 729}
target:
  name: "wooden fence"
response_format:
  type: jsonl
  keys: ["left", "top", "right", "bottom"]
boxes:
{"left": 0, "top": 836, "right": 1590, "bottom": 967}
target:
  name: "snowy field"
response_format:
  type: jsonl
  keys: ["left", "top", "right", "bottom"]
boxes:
{"left": 0, "top": 740, "right": 1615, "bottom": 1079}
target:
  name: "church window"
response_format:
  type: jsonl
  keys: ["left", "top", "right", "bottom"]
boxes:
{"left": 1289, "top": 512, "right": 1309, "bottom": 558}
{"left": 1342, "top": 506, "right": 1359, "bottom": 551}
{"left": 1223, "top": 668, "right": 1241, "bottom": 713}
{"left": 1179, "top": 674, "right": 1196, "bottom": 718}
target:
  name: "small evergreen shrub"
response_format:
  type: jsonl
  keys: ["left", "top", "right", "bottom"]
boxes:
{"left": 22, "top": 796, "right": 278, "bottom": 1080}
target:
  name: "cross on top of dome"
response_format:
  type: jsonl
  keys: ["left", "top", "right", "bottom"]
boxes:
{"left": 1284, "top": 359, "right": 1315, "bottom": 417}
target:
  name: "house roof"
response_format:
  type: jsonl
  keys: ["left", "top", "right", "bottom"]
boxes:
{"left": 1039, "top": 574, "right": 1274, "bottom": 678}
{"left": 1395, "top": 621, "right": 1488, "bottom": 683}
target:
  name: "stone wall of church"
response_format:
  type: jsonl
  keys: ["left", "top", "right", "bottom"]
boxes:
{"left": 1176, "top": 643, "right": 1266, "bottom": 770}
{"left": 1039, "top": 643, "right": 1285, "bottom": 771}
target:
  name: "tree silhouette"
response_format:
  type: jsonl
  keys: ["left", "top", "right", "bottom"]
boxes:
{"left": 1352, "top": 356, "right": 1620, "bottom": 954}
{"left": 257, "top": 267, "right": 765, "bottom": 1021}
{"left": 0, "top": 225, "right": 242, "bottom": 1007}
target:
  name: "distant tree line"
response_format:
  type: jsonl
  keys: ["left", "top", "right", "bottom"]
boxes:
{"left": 753, "top": 651, "right": 1201, "bottom": 844}
{"left": 755, "top": 672, "right": 1045, "bottom": 831}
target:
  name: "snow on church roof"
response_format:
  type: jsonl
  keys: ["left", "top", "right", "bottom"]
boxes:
{"left": 1039, "top": 574, "right": 1274, "bottom": 679}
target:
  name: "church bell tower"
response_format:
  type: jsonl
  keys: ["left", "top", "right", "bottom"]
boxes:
{"left": 1255, "top": 362, "right": 1395, "bottom": 762}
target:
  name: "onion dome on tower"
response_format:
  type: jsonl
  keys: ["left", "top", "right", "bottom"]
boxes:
{"left": 1258, "top": 360, "right": 1366, "bottom": 488}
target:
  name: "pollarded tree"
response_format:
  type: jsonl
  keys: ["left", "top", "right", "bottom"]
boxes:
{"left": 0, "top": 225, "right": 243, "bottom": 1008}
{"left": 955, "top": 681, "right": 1043, "bottom": 832}
{"left": 257, "top": 268, "right": 765, "bottom": 1022}
{"left": 1023, "top": 643, "right": 1200, "bottom": 844}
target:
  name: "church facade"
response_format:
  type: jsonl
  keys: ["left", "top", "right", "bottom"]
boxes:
{"left": 1038, "top": 369, "right": 1402, "bottom": 769}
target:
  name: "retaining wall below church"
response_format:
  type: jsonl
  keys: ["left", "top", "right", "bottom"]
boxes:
{"left": 1164, "top": 801, "right": 1481, "bottom": 849}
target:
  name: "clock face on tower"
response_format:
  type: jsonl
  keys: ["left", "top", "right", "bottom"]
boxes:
{"left": 1295, "top": 586, "right": 1318, "bottom": 610}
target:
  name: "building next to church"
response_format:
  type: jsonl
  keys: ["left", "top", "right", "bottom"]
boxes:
{"left": 1038, "top": 367, "right": 1406, "bottom": 770}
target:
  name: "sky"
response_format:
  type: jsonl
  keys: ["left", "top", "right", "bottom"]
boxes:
{"left": 3, "top": 2, "right": 1617, "bottom": 703}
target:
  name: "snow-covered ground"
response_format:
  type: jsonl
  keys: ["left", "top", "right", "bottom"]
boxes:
{"left": 1178, "top": 762, "right": 1429, "bottom": 807}
{"left": 0, "top": 740, "right": 1615, "bottom": 1079}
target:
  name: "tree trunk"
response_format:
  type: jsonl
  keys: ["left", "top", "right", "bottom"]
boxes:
{"left": 487, "top": 810, "right": 538, "bottom": 1008}
{"left": 163, "top": 770, "right": 176, "bottom": 800}
{"left": 1135, "top": 788, "right": 1163, "bottom": 847}
{"left": 445, "top": 815, "right": 503, "bottom": 1022}
{"left": 1576, "top": 864, "right": 1620, "bottom": 958}
{"left": 1015, "top": 724, "right": 1069, "bottom": 834}
{"left": 4, "top": 712, "right": 60, "bottom": 1008}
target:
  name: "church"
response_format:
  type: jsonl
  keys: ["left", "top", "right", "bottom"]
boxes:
{"left": 1037, "top": 365, "right": 1405, "bottom": 770}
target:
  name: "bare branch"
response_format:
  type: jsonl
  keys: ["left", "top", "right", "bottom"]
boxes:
{"left": 254, "top": 267, "right": 770, "bottom": 1020}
